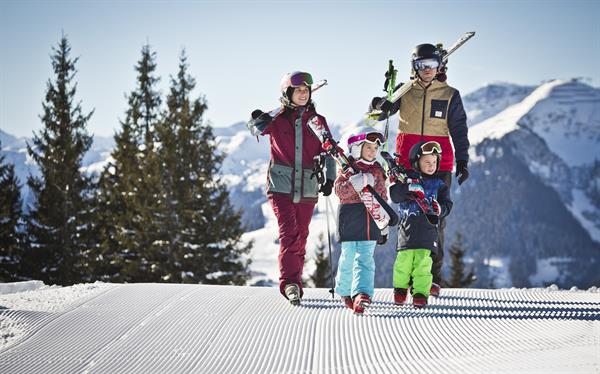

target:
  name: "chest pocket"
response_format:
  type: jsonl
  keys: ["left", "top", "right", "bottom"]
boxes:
{"left": 430, "top": 99, "right": 448, "bottom": 120}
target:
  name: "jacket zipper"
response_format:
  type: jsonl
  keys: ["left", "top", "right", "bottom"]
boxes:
{"left": 420, "top": 84, "right": 428, "bottom": 137}
{"left": 366, "top": 209, "right": 370, "bottom": 241}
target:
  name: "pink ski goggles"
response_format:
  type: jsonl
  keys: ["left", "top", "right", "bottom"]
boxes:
{"left": 347, "top": 132, "right": 385, "bottom": 146}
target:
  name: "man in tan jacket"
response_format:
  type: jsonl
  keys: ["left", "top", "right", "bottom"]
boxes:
{"left": 371, "top": 43, "right": 470, "bottom": 296}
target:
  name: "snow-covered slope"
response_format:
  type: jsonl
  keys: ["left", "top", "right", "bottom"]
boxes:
{"left": 469, "top": 80, "right": 567, "bottom": 144}
{"left": 469, "top": 79, "right": 600, "bottom": 158}
{"left": 0, "top": 283, "right": 599, "bottom": 373}
{"left": 462, "top": 82, "right": 536, "bottom": 126}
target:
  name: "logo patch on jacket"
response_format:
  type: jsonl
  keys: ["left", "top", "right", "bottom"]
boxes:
{"left": 430, "top": 99, "right": 448, "bottom": 119}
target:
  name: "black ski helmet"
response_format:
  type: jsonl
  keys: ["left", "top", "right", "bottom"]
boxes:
{"left": 412, "top": 43, "right": 441, "bottom": 62}
{"left": 408, "top": 141, "right": 442, "bottom": 172}
{"left": 411, "top": 43, "right": 442, "bottom": 71}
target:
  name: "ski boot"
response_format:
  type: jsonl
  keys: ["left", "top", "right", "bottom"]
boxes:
{"left": 394, "top": 288, "right": 408, "bottom": 305}
{"left": 341, "top": 296, "right": 354, "bottom": 310}
{"left": 412, "top": 293, "right": 428, "bottom": 308}
{"left": 430, "top": 282, "right": 441, "bottom": 297}
{"left": 284, "top": 283, "right": 301, "bottom": 306}
{"left": 353, "top": 293, "right": 371, "bottom": 315}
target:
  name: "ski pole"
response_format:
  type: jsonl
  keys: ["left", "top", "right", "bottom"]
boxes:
{"left": 325, "top": 195, "right": 335, "bottom": 298}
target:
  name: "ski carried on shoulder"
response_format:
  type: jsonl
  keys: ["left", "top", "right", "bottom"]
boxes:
{"left": 367, "top": 31, "right": 475, "bottom": 118}
{"left": 306, "top": 116, "right": 399, "bottom": 230}
{"left": 379, "top": 151, "right": 433, "bottom": 217}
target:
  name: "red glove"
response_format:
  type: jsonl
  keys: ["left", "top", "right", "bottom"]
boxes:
{"left": 408, "top": 183, "right": 425, "bottom": 199}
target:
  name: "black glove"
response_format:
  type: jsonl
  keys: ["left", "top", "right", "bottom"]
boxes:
{"left": 370, "top": 96, "right": 393, "bottom": 113}
{"left": 456, "top": 160, "right": 469, "bottom": 185}
{"left": 319, "top": 179, "right": 334, "bottom": 196}
{"left": 251, "top": 109, "right": 264, "bottom": 119}
{"left": 251, "top": 109, "right": 272, "bottom": 123}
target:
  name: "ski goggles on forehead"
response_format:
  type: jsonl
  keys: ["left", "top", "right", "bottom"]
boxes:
{"left": 289, "top": 72, "right": 313, "bottom": 87}
{"left": 414, "top": 58, "right": 440, "bottom": 71}
{"left": 348, "top": 132, "right": 385, "bottom": 146}
{"left": 420, "top": 141, "right": 442, "bottom": 154}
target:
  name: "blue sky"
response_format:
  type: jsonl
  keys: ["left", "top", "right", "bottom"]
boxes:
{"left": 1, "top": 0, "right": 599, "bottom": 138}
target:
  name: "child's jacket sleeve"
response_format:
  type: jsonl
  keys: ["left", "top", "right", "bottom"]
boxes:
{"left": 389, "top": 182, "right": 411, "bottom": 204}
{"left": 437, "top": 183, "right": 453, "bottom": 219}
{"left": 334, "top": 172, "right": 357, "bottom": 201}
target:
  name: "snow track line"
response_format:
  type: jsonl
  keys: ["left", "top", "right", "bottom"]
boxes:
{"left": 0, "top": 285, "right": 598, "bottom": 373}
{"left": 80, "top": 285, "right": 200, "bottom": 374}
{"left": 0, "top": 283, "right": 115, "bottom": 354}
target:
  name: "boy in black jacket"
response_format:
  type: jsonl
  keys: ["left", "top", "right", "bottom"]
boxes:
{"left": 389, "top": 141, "right": 453, "bottom": 307}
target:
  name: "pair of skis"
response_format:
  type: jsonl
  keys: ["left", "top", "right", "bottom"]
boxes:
{"left": 367, "top": 31, "right": 476, "bottom": 118}
{"left": 306, "top": 116, "right": 399, "bottom": 231}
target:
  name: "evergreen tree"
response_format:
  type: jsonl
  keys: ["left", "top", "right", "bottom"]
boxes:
{"left": 94, "top": 44, "right": 163, "bottom": 282}
{"left": 0, "top": 142, "right": 26, "bottom": 281}
{"left": 310, "top": 233, "right": 330, "bottom": 288}
{"left": 24, "top": 36, "right": 95, "bottom": 285}
{"left": 447, "top": 232, "right": 476, "bottom": 288}
{"left": 93, "top": 121, "right": 140, "bottom": 281}
{"left": 154, "top": 51, "right": 251, "bottom": 284}
{"left": 128, "top": 44, "right": 164, "bottom": 282}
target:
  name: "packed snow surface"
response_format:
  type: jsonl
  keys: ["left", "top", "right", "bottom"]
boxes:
{"left": 1, "top": 282, "right": 599, "bottom": 373}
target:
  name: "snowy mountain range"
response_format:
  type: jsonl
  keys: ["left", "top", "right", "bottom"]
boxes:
{"left": 0, "top": 129, "right": 114, "bottom": 209}
{"left": 2, "top": 79, "right": 599, "bottom": 289}
{"left": 456, "top": 79, "right": 600, "bottom": 288}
